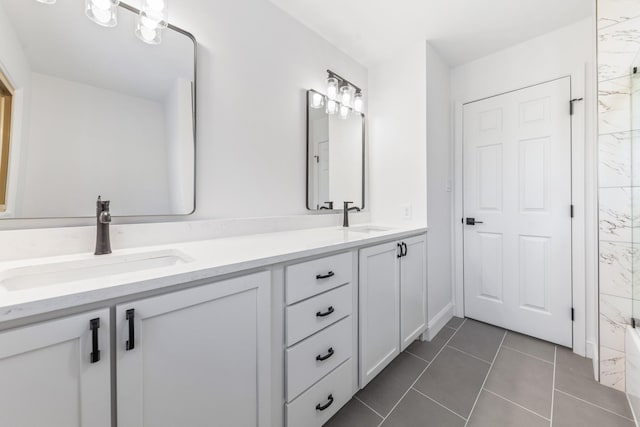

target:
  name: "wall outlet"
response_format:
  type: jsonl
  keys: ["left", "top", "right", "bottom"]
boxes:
{"left": 401, "top": 204, "right": 412, "bottom": 220}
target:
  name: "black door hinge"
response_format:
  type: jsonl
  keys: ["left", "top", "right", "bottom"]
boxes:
{"left": 570, "top": 205, "right": 574, "bottom": 218}
{"left": 571, "top": 308, "right": 575, "bottom": 321}
{"left": 633, "top": 318, "right": 637, "bottom": 329}
{"left": 570, "top": 98, "right": 584, "bottom": 115}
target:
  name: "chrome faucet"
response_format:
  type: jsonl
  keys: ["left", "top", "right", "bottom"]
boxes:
{"left": 342, "top": 201, "right": 361, "bottom": 228}
{"left": 95, "top": 196, "right": 112, "bottom": 255}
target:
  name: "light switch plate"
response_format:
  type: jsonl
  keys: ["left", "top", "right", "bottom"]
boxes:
{"left": 401, "top": 204, "right": 412, "bottom": 220}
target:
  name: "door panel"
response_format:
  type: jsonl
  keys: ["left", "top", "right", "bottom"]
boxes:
{"left": 463, "top": 78, "right": 572, "bottom": 346}
{"left": 400, "top": 235, "right": 427, "bottom": 351}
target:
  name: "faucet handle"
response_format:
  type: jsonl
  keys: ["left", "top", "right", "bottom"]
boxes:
{"left": 343, "top": 201, "right": 354, "bottom": 210}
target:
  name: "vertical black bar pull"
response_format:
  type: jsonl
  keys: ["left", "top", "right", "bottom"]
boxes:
{"left": 126, "top": 309, "right": 135, "bottom": 351}
{"left": 90, "top": 318, "right": 100, "bottom": 364}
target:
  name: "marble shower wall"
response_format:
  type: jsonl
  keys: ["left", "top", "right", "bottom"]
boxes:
{"left": 598, "top": 0, "right": 640, "bottom": 392}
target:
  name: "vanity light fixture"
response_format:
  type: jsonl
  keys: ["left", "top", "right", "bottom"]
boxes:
{"left": 326, "top": 69, "right": 364, "bottom": 113}
{"left": 326, "top": 77, "right": 339, "bottom": 100}
{"left": 85, "top": 0, "right": 120, "bottom": 27}
{"left": 353, "top": 91, "right": 363, "bottom": 113}
{"left": 339, "top": 104, "right": 350, "bottom": 120}
{"left": 340, "top": 84, "right": 354, "bottom": 107}
{"left": 310, "top": 91, "right": 325, "bottom": 109}
{"left": 136, "top": 0, "right": 169, "bottom": 45}
{"left": 326, "top": 99, "right": 339, "bottom": 115}
{"left": 35, "top": 0, "right": 56, "bottom": 4}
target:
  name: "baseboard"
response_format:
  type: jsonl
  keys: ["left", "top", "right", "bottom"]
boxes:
{"left": 425, "top": 302, "right": 454, "bottom": 341}
{"left": 588, "top": 340, "right": 598, "bottom": 381}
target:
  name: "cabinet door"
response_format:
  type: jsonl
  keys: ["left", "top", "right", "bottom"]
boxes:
{"left": 359, "top": 242, "right": 400, "bottom": 387}
{"left": 0, "top": 309, "right": 111, "bottom": 427}
{"left": 117, "top": 272, "right": 271, "bottom": 427}
{"left": 400, "top": 234, "right": 428, "bottom": 351}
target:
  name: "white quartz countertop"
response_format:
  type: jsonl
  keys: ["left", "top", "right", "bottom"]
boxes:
{"left": 0, "top": 224, "right": 426, "bottom": 322}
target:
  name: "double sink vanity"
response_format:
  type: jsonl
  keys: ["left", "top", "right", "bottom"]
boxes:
{"left": 0, "top": 224, "right": 427, "bottom": 427}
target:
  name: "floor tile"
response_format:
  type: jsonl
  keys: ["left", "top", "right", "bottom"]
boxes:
{"left": 381, "top": 389, "right": 465, "bottom": 427}
{"left": 446, "top": 317, "right": 465, "bottom": 330}
{"left": 406, "top": 326, "right": 455, "bottom": 362}
{"left": 356, "top": 352, "right": 427, "bottom": 417}
{"left": 555, "top": 347, "right": 633, "bottom": 418}
{"left": 324, "top": 398, "right": 382, "bottom": 427}
{"left": 414, "top": 346, "right": 490, "bottom": 418}
{"left": 447, "top": 319, "right": 505, "bottom": 363}
{"left": 484, "top": 347, "right": 553, "bottom": 418}
{"left": 502, "top": 332, "right": 555, "bottom": 363}
{"left": 466, "top": 390, "right": 549, "bottom": 427}
{"left": 552, "top": 391, "right": 635, "bottom": 427}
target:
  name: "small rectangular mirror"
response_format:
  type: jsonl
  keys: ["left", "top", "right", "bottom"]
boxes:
{"left": 306, "top": 89, "right": 365, "bottom": 211}
{"left": 0, "top": 0, "right": 196, "bottom": 218}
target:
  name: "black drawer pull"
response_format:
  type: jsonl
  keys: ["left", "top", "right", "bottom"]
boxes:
{"left": 90, "top": 318, "right": 101, "bottom": 364}
{"left": 397, "top": 243, "right": 403, "bottom": 258}
{"left": 316, "top": 347, "right": 334, "bottom": 362}
{"left": 316, "top": 271, "right": 335, "bottom": 280}
{"left": 316, "top": 306, "right": 335, "bottom": 317}
{"left": 126, "top": 309, "right": 135, "bottom": 351}
{"left": 316, "top": 394, "right": 334, "bottom": 411}
{"left": 402, "top": 242, "right": 408, "bottom": 257}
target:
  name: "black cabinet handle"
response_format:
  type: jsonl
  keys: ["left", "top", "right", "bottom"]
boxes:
{"left": 90, "top": 318, "right": 101, "bottom": 364}
{"left": 397, "top": 243, "right": 403, "bottom": 258}
{"left": 316, "top": 306, "right": 335, "bottom": 317}
{"left": 126, "top": 309, "right": 135, "bottom": 351}
{"left": 402, "top": 242, "right": 408, "bottom": 257}
{"left": 316, "top": 271, "right": 335, "bottom": 280}
{"left": 316, "top": 394, "right": 334, "bottom": 411}
{"left": 316, "top": 347, "right": 335, "bottom": 362}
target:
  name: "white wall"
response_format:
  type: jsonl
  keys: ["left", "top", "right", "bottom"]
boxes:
{"left": 369, "top": 41, "right": 427, "bottom": 226}
{"left": 20, "top": 72, "right": 171, "bottom": 217}
{"left": 329, "top": 114, "right": 363, "bottom": 207}
{"left": 451, "top": 18, "right": 597, "bottom": 356}
{"left": 425, "top": 43, "right": 453, "bottom": 331}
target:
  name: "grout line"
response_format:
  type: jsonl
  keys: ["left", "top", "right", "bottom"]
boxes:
{"left": 445, "top": 325, "right": 459, "bottom": 331}
{"left": 376, "top": 319, "right": 467, "bottom": 427}
{"left": 447, "top": 344, "right": 492, "bottom": 365}
{"left": 482, "top": 389, "right": 551, "bottom": 422}
{"left": 412, "top": 387, "right": 468, "bottom": 421}
{"left": 405, "top": 350, "right": 431, "bottom": 364}
{"left": 353, "top": 396, "right": 385, "bottom": 420}
{"left": 501, "top": 344, "right": 555, "bottom": 365}
{"left": 550, "top": 346, "right": 557, "bottom": 425}
{"left": 463, "top": 331, "right": 507, "bottom": 427}
{"left": 554, "top": 389, "right": 636, "bottom": 422}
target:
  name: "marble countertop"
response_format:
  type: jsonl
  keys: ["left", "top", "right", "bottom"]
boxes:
{"left": 0, "top": 224, "right": 427, "bottom": 322}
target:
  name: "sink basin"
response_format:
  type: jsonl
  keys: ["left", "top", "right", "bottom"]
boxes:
{"left": 0, "top": 249, "right": 193, "bottom": 292}
{"left": 344, "top": 226, "right": 393, "bottom": 234}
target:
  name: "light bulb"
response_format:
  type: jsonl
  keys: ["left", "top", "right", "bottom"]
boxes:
{"left": 85, "top": 0, "right": 119, "bottom": 27}
{"left": 327, "top": 77, "right": 339, "bottom": 100}
{"left": 310, "top": 92, "right": 325, "bottom": 109}
{"left": 339, "top": 104, "right": 350, "bottom": 119}
{"left": 353, "top": 92, "right": 363, "bottom": 113}
{"left": 340, "top": 85, "right": 354, "bottom": 107}
{"left": 326, "top": 99, "right": 338, "bottom": 115}
{"left": 136, "top": 17, "right": 162, "bottom": 44}
{"left": 141, "top": 0, "right": 168, "bottom": 29}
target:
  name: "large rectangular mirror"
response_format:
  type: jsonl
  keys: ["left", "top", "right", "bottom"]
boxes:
{"left": 0, "top": 0, "right": 196, "bottom": 218}
{"left": 306, "top": 89, "right": 364, "bottom": 211}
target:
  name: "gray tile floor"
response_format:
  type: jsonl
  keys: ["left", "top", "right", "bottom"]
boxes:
{"left": 325, "top": 318, "right": 636, "bottom": 427}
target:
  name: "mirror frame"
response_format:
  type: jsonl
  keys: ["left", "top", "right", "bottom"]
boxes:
{"left": 1, "top": 1, "right": 198, "bottom": 220}
{"left": 305, "top": 89, "right": 365, "bottom": 212}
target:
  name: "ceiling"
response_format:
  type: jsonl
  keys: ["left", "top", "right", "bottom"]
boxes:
{"left": 268, "top": 0, "right": 593, "bottom": 67}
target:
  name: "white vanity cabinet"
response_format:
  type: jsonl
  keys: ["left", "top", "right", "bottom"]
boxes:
{"left": 116, "top": 272, "right": 271, "bottom": 427}
{"left": 0, "top": 309, "right": 112, "bottom": 427}
{"left": 359, "top": 234, "right": 427, "bottom": 387}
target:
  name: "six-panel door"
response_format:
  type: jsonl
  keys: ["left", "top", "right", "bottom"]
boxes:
{"left": 0, "top": 309, "right": 111, "bottom": 427}
{"left": 116, "top": 272, "right": 271, "bottom": 427}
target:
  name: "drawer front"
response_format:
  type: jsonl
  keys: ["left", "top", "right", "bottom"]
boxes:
{"left": 286, "top": 359, "right": 353, "bottom": 427}
{"left": 286, "top": 252, "right": 352, "bottom": 305}
{"left": 286, "top": 284, "right": 352, "bottom": 346}
{"left": 286, "top": 316, "right": 352, "bottom": 401}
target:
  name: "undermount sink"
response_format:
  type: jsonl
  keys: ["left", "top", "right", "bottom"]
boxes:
{"left": 344, "top": 225, "right": 393, "bottom": 234}
{"left": 0, "top": 249, "right": 193, "bottom": 292}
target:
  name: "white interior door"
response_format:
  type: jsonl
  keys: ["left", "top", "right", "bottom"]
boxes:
{"left": 318, "top": 141, "right": 330, "bottom": 206}
{"left": 463, "top": 78, "right": 572, "bottom": 347}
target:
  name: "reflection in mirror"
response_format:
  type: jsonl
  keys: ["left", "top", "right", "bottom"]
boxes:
{"left": 306, "top": 89, "right": 364, "bottom": 211}
{"left": 0, "top": 0, "right": 196, "bottom": 218}
{"left": 0, "top": 69, "right": 12, "bottom": 213}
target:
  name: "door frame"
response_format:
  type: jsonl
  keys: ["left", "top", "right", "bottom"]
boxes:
{"left": 452, "top": 66, "right": 594, "bottom": 357}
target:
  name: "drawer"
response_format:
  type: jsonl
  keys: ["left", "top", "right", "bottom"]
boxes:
{"left": 286, "top": 359, "right": 353, "bottom": 427}
{"left": 286, "top": 252, "right": 352, "bottom": 305}
{"left": 286, "top": 316, "right": 352, "bottom": 402}
{"left": 286, "top": 284, "right": 352, "bottom": 346}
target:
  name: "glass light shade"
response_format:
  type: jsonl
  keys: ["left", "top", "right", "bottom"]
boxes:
{"left": 85, "top": 0, "right": 119, "bottom": 27}
{"left": 140, "top": 0, "right": 168, "bottom": 29}
{"left": 326, "top": 77, "right": 339, "bottom": 100}
{"left": 340, "top": 85, "right": 354, "bottom": 107}
{"left": 353, "top": 92, "right": 364, "bottom": 113}
{"left": 35, "top": 0, "right": 57, "bottom": 4}
{"left": 326, "top": 99, "right": 339, "bottom": 115}
{"left": 339, "top": 104, "right": 350, "bottom": 120}
{"left": 310, "top": 92, "right": 325, "bottom": 109}
{"left": 136, "top": 17, "right": 162, "bottom": 44}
